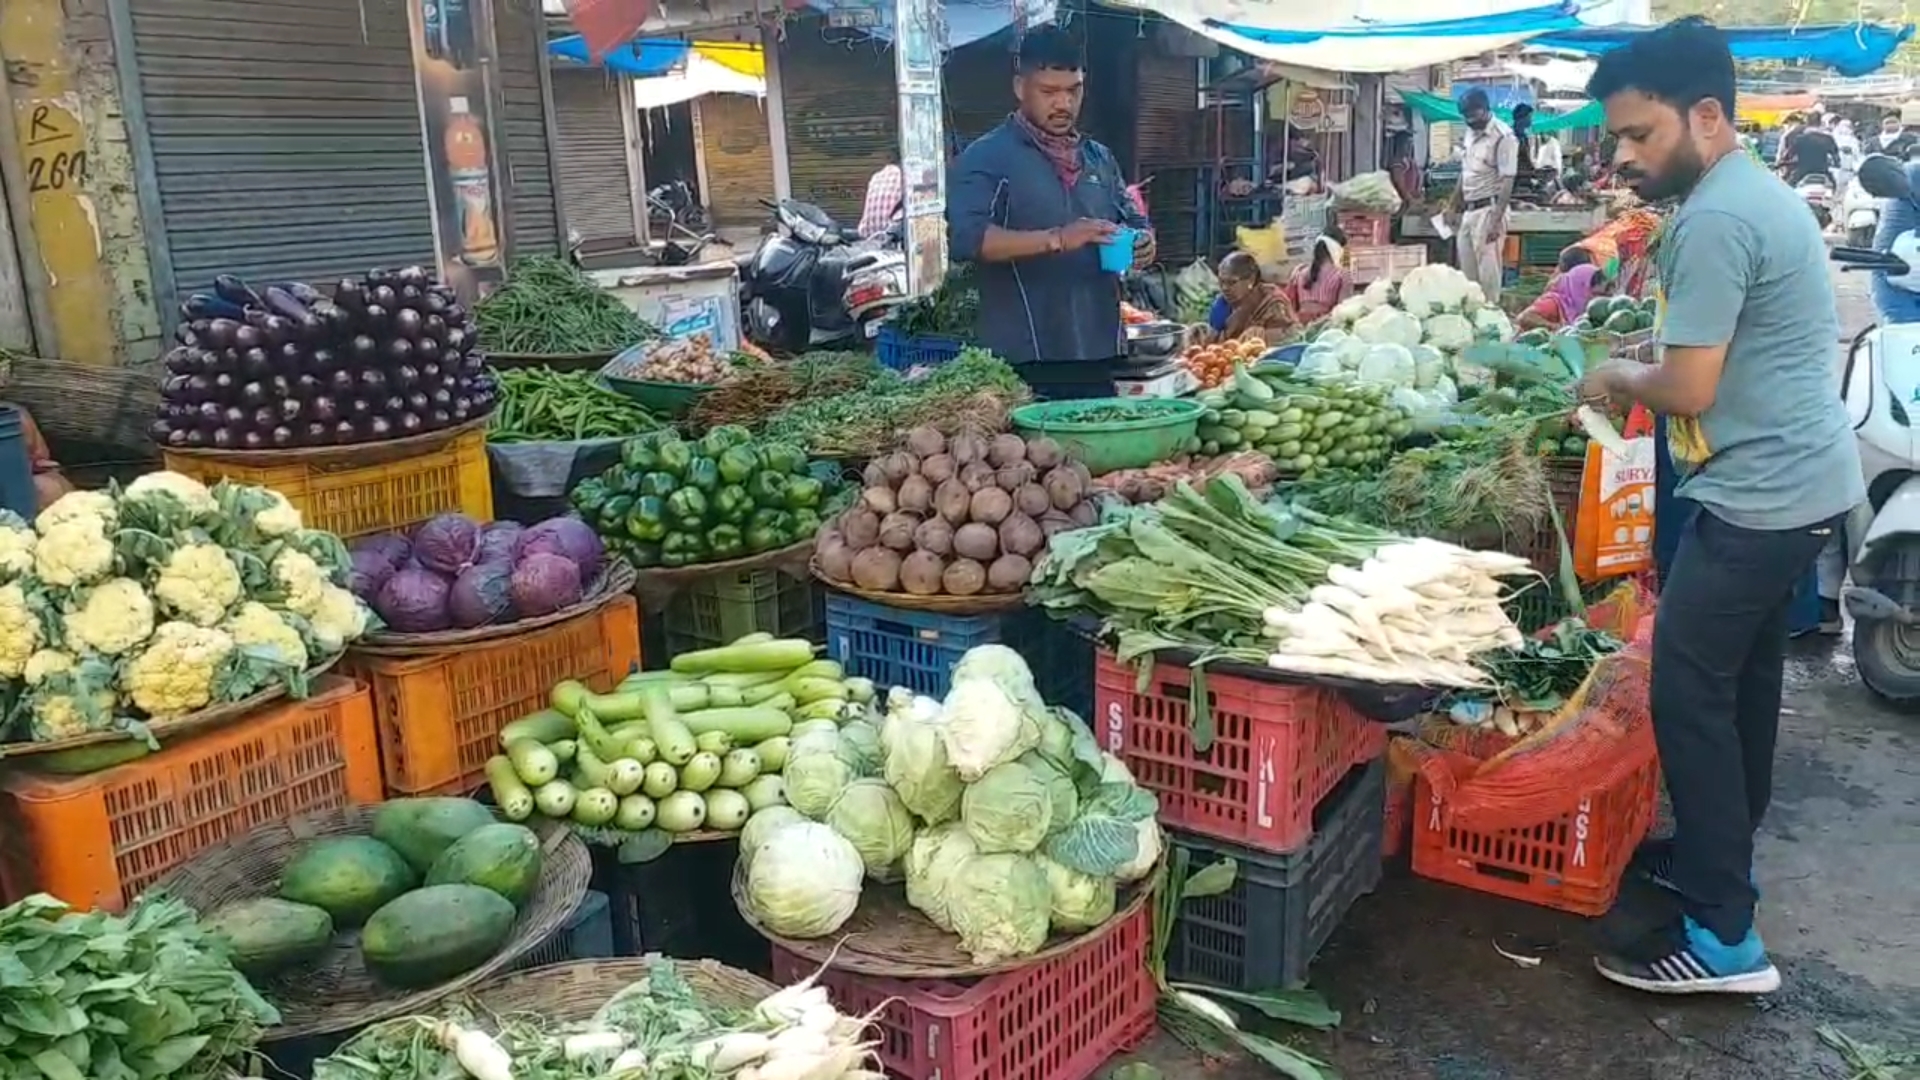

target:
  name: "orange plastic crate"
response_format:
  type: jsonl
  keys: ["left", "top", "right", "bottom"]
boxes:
{"left": 1410, "top": 740, "right": 1660, "bottom": 916}
{"left": 162, "top": 425, "right": 491, "bottom": 541}
{"left": 344, "top": 595, "right": 641, "bottom": 796}
{"left": 1335, "top": 210, "right": 1391, "bottom": 246}
{"left": 0, "top": 676, "right": 380, "bottom": 911}
{"left": 1093, "top": 650, "right": 1385, "bottom": 854}
{"left": 770, "top": 902, "right": 1156, "bottom": 1080}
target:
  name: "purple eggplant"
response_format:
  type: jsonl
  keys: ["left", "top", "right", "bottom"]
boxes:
{"left": 385, "top": 338, "right": 414, "bottom": 366}
{"left": 328, "top": 369, "right": 357, "bottom": 396}
{"left": 278, "top": 398, "right": 305, "bottom": 424}
{"left": 210, "top": 428, "right": 237, "bottom": 450}
{"left": 270, "top": 425, "right": 296, "bottom": 448}
{"left": 205, "top": 319, "right": 242, "bottom": 350}
{"left": 405, "top": 391, "right": 430, "bottom": 414}
{"left": 184, "top": 293, "right": 248, "bottom": 321}
{"left": 309, "top": 396, "right": 339, "bottom": 423}
{"left": 334, "top": 279, "right": 368, "bottom": 312}
{"left": 278, "top": 282, "right": 323, "bottom": 305}
{"left": 304, "top": 421, "right": 331, "bottom": 444}
{"left": 164, "top": 349, "right": 198, "bottom": 376}
{"left": 241, "top": 429, "right": 268, "bottom": 450}
{"left": 346, "top": 397, "right": 372, "bottom": 419}
{"left": 333, "top": 419, "right": 358, "bottom": 443}
{"left": 370, "top": 284, "right": 399, "bottom": 310}
{"left": 367, "top": 415, "right": 395, "bottom": 440}
{"left": 238, "top": 381, "right": 269, "bottom": 407}
{"left": 239, "top": 348, "right": 272, "bottom": 379}
{"left": 251, "top": 405, "right": 277, "bottom": 430}
{"left": 361, "top": 304, "right": 391, "bottom": 334}
{"left": 295, "top": 372, "right": 323, "bottom": 398}
{"left": 213, "top": 274, "right": 264, "bottom": 308}
{"left": 397, "top": 412, "right": 424, "bottom": 435}
{"left": 346, "top": 335, "right": 379, "bottom": 364}
{"left": 415, "top": 337, "right": 443, "bottom": 365}
{"left": 393, "top": 307, "right": 425, "bottom": 341}
{"left": 359, "top": 368, "right": 389, "bottom": 396}
{"left": 183, "top": 428, "right": 207, "bottom": 448}
{"left": 392, "top": 364, "right": 419, "bottom": 390}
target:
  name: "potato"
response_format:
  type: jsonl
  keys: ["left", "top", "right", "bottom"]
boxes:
{"left": 900, "top": 550, "right": 947, "bottom": 596}
{"left": 1068, "top": 500, "right": 1099, "bottom": 527}
{"left": 943, "top": 557, "right": 987, "bottom": 596}
{"left": 1038, "top": 511, "right": 1076, "bottom": 539}
{"left": 863, "top": 485, "right": 898, "bottom": 516}
{"left": 986, "top": 554, "right": 1034, "bottom": 593}
{"left": 851, "top": 547, "right": 903, "bottom": 591}
{"left": 998, "top": 512, "right": 1043, "bottom": 558}
{"left": 969, "top": 486, "right": 1013, "bottom": 526}
{"left": 816, "top": 532, "right": 854, "bottom": 582}
{"left": 842, "top": 507, "right": 882, "bottom": 549}
{"left": 920, "top": 452, "right": 956, "bottom": 485}
{"left": 905, "top": 425, "right": 947, "bottom": 458}
{"left": 949, "top": 431, "right": 990, "bottom": 465}
{"left": 953, "top": 522, "right": 1000, "bottom": 562}
{"left": 959, "top": 461, "right": 998, "bottom": 493}
{"left": 897, "top": 474, "right": 933, "bottom": 515}
{"left": 987, "top": 433, "right": 1028, "bottom": 468}
{"left": 1026, "top": 436, "right": 1064, "bottom": 470}
{"left": 1044, "top": 466, "right": 1087, "bottom": 511}
{"left": 1014, "top": 483, "right": 1051, "bottom": 518}
{"left": 879, "top": 512, "right": 922, "bottom": 552}
{"left": 913, "top": 517, "right": 955, "bottom": 557}
{"left": 996, "top": 461, "right": 1036, "bottom": 492}
{"left": 934, "top": 478, "right": 972, "bottom": 524}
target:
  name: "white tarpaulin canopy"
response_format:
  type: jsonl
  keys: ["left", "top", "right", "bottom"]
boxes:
{"left": 631, "top": 49, "right": 765, "bottom": 109}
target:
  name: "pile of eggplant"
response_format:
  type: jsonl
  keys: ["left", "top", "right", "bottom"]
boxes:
{"left": 153, "top": 268, "right": 500, "bottom": 451}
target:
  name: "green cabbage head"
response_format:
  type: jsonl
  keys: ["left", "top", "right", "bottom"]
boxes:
{"left": 739, "top": 805, "right": 807, "bottom": 869}
{"left": 1018, "top": 752, "right": 1079, "bottom": 832}
{"left": 744, "top": 821, "right": 864, "bottom": 938}
{"left": 961, "top": 760, "right": 1054, "bottom": 854}
{"left": 946, "top": 852, "right": 1051, "bottom": 965}
{"left": 1035, "top": 853, "right": 1117, "bottom": 932}
{"left": 786, "top": 749, "right": 855, "bottom": 820}
{"left": 824, "top": 778, "right": 917, "bottom": 880}
{"left": 904, "top": 822, "right": 978, "bottom": 931}
{"left": 885, "top": 710, "right": 965, "bottom": 825}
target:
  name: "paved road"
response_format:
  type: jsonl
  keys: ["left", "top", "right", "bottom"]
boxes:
{"left": 1123, "top": 263, "right": 1920, "bottom": 1079}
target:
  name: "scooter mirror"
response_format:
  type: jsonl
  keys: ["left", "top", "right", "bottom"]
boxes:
{"left": 1859, "top": 154, "right": 1912, "bottom": 200}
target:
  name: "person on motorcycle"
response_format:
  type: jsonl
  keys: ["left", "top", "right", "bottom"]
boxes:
{"left": 1782, "top": 115, "right": 1841, "bottom": 185}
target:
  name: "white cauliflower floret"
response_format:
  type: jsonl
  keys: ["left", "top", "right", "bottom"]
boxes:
{"left": 153, "top": 544, "right": 243, "bottom": 626}
{"left": 35, "top": 490, "right": 117, "bottom": 535}
{"left": 0, "top": 520, "right": 36, "bottom": 579}
{"left": 21, "top": 649, "right": 115, "bottom": 741}
{"left": 123, "top": 621, "right": 235, "bottom": 719}
{"left": 225, "top": 601, "right": 308, "bottom": 670}
{"left": 0, "top": 582, "right": 43, "bottom": 678}
{"left": 63, "top": 577, "right": 156, "bottom": 656}
{"left": 123, "top": 471, "right": 218, "bottom": 518}
{"left": 34, "top": 519, "right": 115, "bottom": 588}
{"left": 272, "top": 549, "right": 328, "bottom": 617}
{"left": 24, "top": 647, "right": 73, "bottom": 686}
{"left": 307, "top": 584, "right": 370, "bottom": 655}
{"left": 254, "top": 490, "right": 303, "bottom": 536}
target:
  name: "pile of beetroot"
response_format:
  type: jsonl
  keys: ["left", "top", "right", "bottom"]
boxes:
{"left": 349, "top": 513, "right": 606, "bottom": 633}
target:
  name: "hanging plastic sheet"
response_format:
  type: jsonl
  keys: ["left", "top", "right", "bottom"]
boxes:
{"left": 1398, "top": 89, "right": 1604, "bottom": 133}
{"left": 1532, "top": 21, "right": 1915, "bottom": 78}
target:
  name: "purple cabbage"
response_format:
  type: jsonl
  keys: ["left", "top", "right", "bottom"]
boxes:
{"left": 348, "top": 548, "right": 400, "bottom": 600}
{"left": 515, "top": 516, "right": 604, "bottom": 580}
{"left": 374, "top": 567, "right": 454, "bottom": 633}
{"left": 475, "top": 521, "right": 524, "bottom": 566}
{"left": 448, "top": 562, "right": 515, "bottom": 628}
{"left": 353, "top": 534, "right": 412, "bottom": 571}
{"left": 510, "top": 552, "right": 584, "bottom": 617}
{"left": 411, "top": 513, "right": 481, "bottom": 576}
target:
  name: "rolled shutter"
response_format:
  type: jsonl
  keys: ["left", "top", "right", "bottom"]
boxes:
{"left": 779, "top": 24, "right": 897, "bottom": 225}
{"left": 496, "top": 0, "right": 561, "bottom": 255}
{"left": 551, "top": 67, "right": 639, "bottom": 245}
{"left": 1135, "top": 48, "right": 1200, "bottom": 265}
{"left": 696, "top": 95, "right": 775, "bottom": 229}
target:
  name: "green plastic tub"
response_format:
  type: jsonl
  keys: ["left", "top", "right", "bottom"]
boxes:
{"left": 1009, "top": 397, "right": 1205, "bottom": 475}
{"left": 603, "top": 376, "right": 713, "bottom": 417}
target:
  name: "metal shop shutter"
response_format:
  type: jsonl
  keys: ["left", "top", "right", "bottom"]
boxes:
{"left": 550, "top": 67, "right": 639, "bottom": 245}
{"left": 496, "top": 0, "right": 561, "bottom": 256}
{"left": 126, "top": 0, "right": 437, "bottom": 300}
{"left": 1135, "top": 48, "right": 1201, "bottom": 265}
{"left": 696, "top": 94, "right": 774, "bottom": 229}
{"left": 779, "top": 26, "right": 897, "bottom": 225}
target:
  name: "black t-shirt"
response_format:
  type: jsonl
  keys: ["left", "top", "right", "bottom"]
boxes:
{"left": 1788, "top": 130, "right": 1840, "bottom": 178}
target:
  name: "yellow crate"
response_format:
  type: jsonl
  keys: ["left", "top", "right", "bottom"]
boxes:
{"left": 163, "top": 425, "right": 492, "bottom": 541}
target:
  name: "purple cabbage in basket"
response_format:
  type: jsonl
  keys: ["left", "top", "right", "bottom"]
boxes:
{"left": 374, "top": 567, "right": 453, "bottom": 633}
{"left": 448, "top": 561, "right": 515, "bottom": 628}
{"left": 510, "top": 552, "right": 584, "bottom": 617}
{"left": 514, "top": 516, "right": 604, "bottom": 581}
{"left": 411, "top": 513, "right": 481, "bottom": 576}
{"left": 475, "top": 521, "right": 524, "bottom": 566}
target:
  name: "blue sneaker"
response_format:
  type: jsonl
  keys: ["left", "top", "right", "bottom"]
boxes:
{"left": 1594, "top": 916, "right": 1782, "bottom": 995}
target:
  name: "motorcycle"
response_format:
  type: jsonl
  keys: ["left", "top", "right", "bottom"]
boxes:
{"left": 1829, "top": 154, "right": 1920, "bottom": 705}
{"left": 1797, "top": 172, "right": 1836, "bottom": 229}
{"left": 737, "top": 198, "right": 904, "bottom": 353}
{"left": 1843, "top": 174, "right": 1880, "bottom": 248}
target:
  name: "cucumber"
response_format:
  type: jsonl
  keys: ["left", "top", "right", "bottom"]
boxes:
{"left": 1219, "top": 408, "right": 1246, "bottom": 427}
{"left": 1243, "top": 409, "right": 1280, "bottom": 428}
{"left": 486, "top": 756, "right": 536, "bottom": 821}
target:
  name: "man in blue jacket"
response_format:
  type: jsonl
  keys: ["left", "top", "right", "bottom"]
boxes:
{"left": 946, "top": 27, "right": 1154, "bottom": 399}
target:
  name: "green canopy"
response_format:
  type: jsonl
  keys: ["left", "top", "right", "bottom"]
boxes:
{"left": 1398, "top": 89, "right": 1604, "bottom": 133}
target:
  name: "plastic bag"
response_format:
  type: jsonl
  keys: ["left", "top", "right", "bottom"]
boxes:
{"left": 1330, "top": 170, "right": 1405, "bottom": 214}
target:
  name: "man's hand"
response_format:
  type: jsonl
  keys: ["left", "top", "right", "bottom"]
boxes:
{"left": 1577, "top": 359, "right": 1639, "bottom": 409}
{"left": 1133, "top": 228, "right": 1157, "bottom": 266}
{"left": 1226, "top": 178, "right": 1256, "bottom": 198}
{"left": 1060, "top": 218, "right": 1119, "bottom": 250}
{"left": 1485, "top": 210, "right": 1507, "bottom": 247}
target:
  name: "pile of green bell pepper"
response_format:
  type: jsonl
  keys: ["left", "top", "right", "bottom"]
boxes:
{"left": 568, "top": 424, "right": 846, "bottom": 569}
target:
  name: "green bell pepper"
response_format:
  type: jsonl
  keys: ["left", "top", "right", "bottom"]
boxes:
{"left": 744, "top": 518, "right": 789, "bottom": 553}
{"left": 611, "top": 466, "right": 650, "bottom": 496}
{"left": 639, "top": 472, "right": 679, "bottom": 499}
{"left": 685, "top": 457, "right": 722, "bottom": 494}
{"left": 784, "top": 475, "right": 824, "bottom": 510}
{"left": 628, "top": 541, "right": 663, "bottom": 568}
{"left": 666, "top": 487, "right": 710, "bottom": 526}
{"left": 598, "top": 494, "right": 636, "bottom": 533}
{"left": 707, "top": 524, "right": 746, "bottom": 560}
{"left": 717, "top": 445, "right": 762, "bottom": 485}
{"left": 570, "top": 479, "right": 609, "bottom": 516}
{"left": 655, "top": 438, "right": 694, "bottom": 478}
{"left": 747, "top": 471, "right": 789, "bottom": 508}
{"left": 791, "top": 509, "right": 823, "bottom": 539}
{"left": 698, "top": 425, "right": 752, "bottom": 458}
{"left": 714, "top": 484, "right": 754, "bottom": 525}
{"left": 626, "top": 496, "right": 669, "bottom": 543}
{"left": 762, "top": 442, "right": 808, "bottom": 476}
{"left": 620, "top": 436, "right": 661, "bottom": 472}
{"left": 661, "top": 532, "right": 706, "bottom": 568}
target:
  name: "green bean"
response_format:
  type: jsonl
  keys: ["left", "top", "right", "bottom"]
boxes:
{"left": 474, "top": 256, "right": 660, "bottom": 355}
{"left": 487, "top": 366, "right": 667, "bottom": 443}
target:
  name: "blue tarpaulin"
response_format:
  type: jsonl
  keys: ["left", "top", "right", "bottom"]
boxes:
{"left": 550, "top": 33, "right": 687, "bottom": 76}
{"left": 1532, "top": 21, "right": 1916, "bottom": 78}
{"left": 1207, "top": 2, "right": 1584, "bottom": 45}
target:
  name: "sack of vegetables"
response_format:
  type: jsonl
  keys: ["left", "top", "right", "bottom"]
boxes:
{"left": 570, "top": 425, "right": 849, "bottom": 571}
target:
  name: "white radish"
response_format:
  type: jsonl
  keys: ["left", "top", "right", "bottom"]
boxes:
{"left": 693, "top": 1032, "right": 773, "bottom": 1072}
{"left": 1575, "top": 404, "right": 1631, "bottom": 457}
{"left": 765, "top": 1026, "right": 832, "bottom": 1060}
{"left": 609, "top": 1049, "right": 649, "bottom": 1076}
{"left": 798, "top": 1002, "right": 841, "bottom": 1035}
{"left": 562, "top": 1031, "right": 628, "bottom": 1061}
{"left": 431, "top": 1021, "right": 515, "bottom": 1080}
{"left": 1174, "top": 989, "right": 1240, "bottom": 1030}
{"left": 754, "top": 944, "right": 841, "bottom": 1024}
{"left": 756, "top": 1054, "right": 831, "bottom": 1080}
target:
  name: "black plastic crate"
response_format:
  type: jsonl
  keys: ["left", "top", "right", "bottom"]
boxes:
{"left": 1168, "top": 757, "right": 1385, "bottom": 990}
{"left": 591, "top": 837, "right": 770, "bottom": 977}
{"left": 509, "top": 889, "right": 614, "bottom": 971}
{"left": 825, "top": 595, "right": 1093, "bottom": 717}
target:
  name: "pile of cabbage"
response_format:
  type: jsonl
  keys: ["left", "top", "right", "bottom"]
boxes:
{"left": 1299, "top": 264, "right": 1517, "bottom": 420}
{"left": 347, "top": 514, "right": 606, "bottom": 633}
{"left": 739, "top": 645, "right": 1161, "bottom": 966}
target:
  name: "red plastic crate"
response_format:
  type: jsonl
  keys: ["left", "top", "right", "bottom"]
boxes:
{"left": 1093, "top": 650, "right": 1386, "bottom": 854}
{"left": 1336, "top": 210, "right": 1391, "bottom": 246}
{"left": 1382, "top": 782, "right": 1412, "bottom": 860}
{"left": 770, "top": 903, "right": 1156, "bottom": 1080}
{"left": 1410, "top": 739, "right": 1661, "bottom": 915}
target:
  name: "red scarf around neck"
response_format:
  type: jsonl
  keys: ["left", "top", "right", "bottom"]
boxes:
{"left": 1013, "top": 111, "right": 1083, "bottom": 189}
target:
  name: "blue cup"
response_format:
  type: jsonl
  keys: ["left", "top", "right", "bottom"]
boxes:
{"left": 1099, "top": 227, "right": 1136, "bottom": 274}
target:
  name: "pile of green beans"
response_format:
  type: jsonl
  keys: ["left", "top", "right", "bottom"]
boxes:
{"left": 475, "top": 256, "right": 659, "bottom": 355}
{"left": 488, "top": 367, "right": 667, "bottom": 443}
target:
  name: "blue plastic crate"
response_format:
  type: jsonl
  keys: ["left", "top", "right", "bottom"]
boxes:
{"left": 510, "top": 889, "right": 613, "bottom": 971}
{"left": 875, "top": 325, "right": 965, "bottom": 372}
{"left": 824, "top": 592, "right": 1093, "bottom": 715}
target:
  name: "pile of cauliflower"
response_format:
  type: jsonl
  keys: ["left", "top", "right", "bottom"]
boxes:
{"left": 0, "top": 471, "right": 375, "bottom": 744}
{"left": 1299, "top": 264, "right": 1517, "bottom": 420}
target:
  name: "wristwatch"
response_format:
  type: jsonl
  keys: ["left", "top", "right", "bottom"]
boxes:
{"left": 1047, "top": 228, "right": 1064, "bottom": 253}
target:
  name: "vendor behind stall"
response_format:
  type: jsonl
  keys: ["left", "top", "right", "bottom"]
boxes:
{"left": 1515, "top": 248, "right": 1611, "bottom": 330}
{"left": 1283, "top": 227, "right": 1351, "bottom": 323}
{"left": 1194, "top": 252, "right": 1297, "bottom": 344}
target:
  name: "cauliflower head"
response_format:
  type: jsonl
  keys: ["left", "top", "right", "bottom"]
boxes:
{"left": 226, "top": 601, "right": 309, "bottom": 670}
{"left": 0, "top": 582, "right": 44, "bottom": 679}
{"left": 272, "top": 549, "right": 328, "bottom": 617}
{"left": 34, "top": 519, "right": 115, "bottom": 588}
{"left": 21, "top": 649, "right": 117, "bottom": 741}
{"left": 307, "top": 584, "right": 370, "bottom": 655}
{"left": 24, "top": 647, "right": 74, "bottom": 686}
{"left": 124, "top": 621, "right": 235, "bottom": 719}
{"left": 0, "top": 518, "right": 36, "bottom": 579}
{"left": 253, "top": 490, "right": 303, "bottom": 537}
{"left": 63, "top": 577, "right": 157, "bottom": 656}
{"left": 210, "top": 481, "right": 304, "bottom": 542}
{"left": 123, "top": 471, "right": 218, "bottom": 519}
{"left": 152, "top": 544, "right": 243, "bottom": 627}
{"left": 35, "top": 490, "right": 117, "bottom": 536}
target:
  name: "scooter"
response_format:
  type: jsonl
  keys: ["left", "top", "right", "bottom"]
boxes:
{"left": 1829, "top": 154, "right": 1920, "bottom": 705}
{"left": 737, "top": 198, "right": 902, "bottom": 353}
{"left": 1798, "top": 172, "right": 1836, "bottom": 229}
{"left": 1843, "top": 174, "right": 1880, "bottom": 248}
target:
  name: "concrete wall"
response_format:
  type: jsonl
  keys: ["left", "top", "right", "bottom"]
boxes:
{"left": 0, "top": 0, "right": 162, "bottom": 366}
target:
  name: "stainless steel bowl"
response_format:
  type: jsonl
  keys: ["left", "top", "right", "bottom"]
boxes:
{"left": 1126, "top": 321, "right": 1186, "bottom": 358}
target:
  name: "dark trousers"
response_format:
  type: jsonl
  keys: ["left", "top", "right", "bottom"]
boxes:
{"left": 1653, "top": 505, "right": 1837, "bottom": 944}
{"left": 1015, "top": 359, "right": 1116, "bottom": 401}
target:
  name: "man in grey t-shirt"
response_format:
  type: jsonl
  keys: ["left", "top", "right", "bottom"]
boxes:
{"left": 1578, "top": 17, "right": 1863, "bottom": 997}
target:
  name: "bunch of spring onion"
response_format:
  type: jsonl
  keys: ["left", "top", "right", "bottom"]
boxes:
{"left": 1263, "top": 536, "right": 1533, "bottom": 687}
{"left": 313, "top": 957, "right": 881, "bottom": 1080}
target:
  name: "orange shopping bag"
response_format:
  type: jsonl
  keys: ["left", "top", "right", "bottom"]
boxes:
{"left": 1574, "top": 404, "right": 1656, "bottom": 581}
